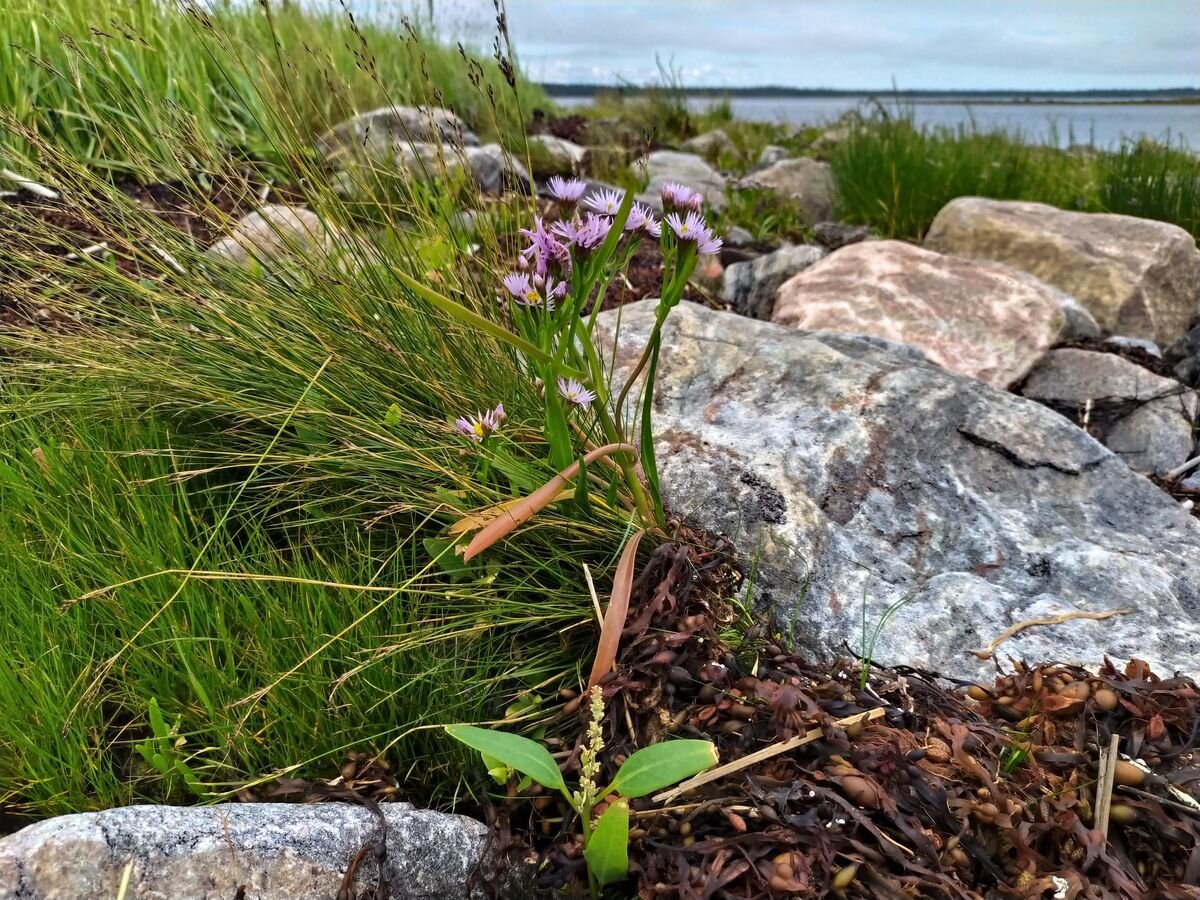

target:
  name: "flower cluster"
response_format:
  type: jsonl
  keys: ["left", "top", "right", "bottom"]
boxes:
{"left": 502, "top": 271, "right": 566, "bottom": 311}
{"left": 455, "top": 403, "right": 506, "bottom": 442}
{"left": 660, "top": 182, "right": 703, "bottom": 212}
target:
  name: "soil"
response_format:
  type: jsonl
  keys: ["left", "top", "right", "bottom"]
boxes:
{"left": 262, "top": 527, "right": 1200, "bottom": 898}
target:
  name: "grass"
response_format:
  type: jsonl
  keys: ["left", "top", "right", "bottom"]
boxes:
{"left": 0, "top": 2, "right": 635, "bottom": 820}
{"left": 0, "top": 0, "right": 548, "bottom": 177}
{"left": 828, "top": 109, "right": 1200, "bottom": 241}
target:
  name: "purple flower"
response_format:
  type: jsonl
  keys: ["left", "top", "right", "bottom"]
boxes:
{"left": 660, "top": 182, "right": 702, "bottom": 211}
{"left": 548, "top": 175, "right": 587, "bottom": 204}
{"left": 643, "top": 216, "right": 662, "bottom": 238}
{"left": 551, "top": 213, "right": 613, "bottom": 253}
{"left": 665, "top": 210, "right": 722, "bottom": 255}
{"left": 584, "top": 188, "right": 624, "bottom": 215}
{"left": 519, "top": 217, "right": 572, "bottom": 277}
{"left": 456, "top": 403, "right": 506, "bottom": 441}
{"left": 556, "top": 377, "right": 596, "bottom": 408}
{"left": 624, "top": 202, "right": 655, "bottom": 233}
{"left": 502, "top": 272, "right": 532, "bottom": 299}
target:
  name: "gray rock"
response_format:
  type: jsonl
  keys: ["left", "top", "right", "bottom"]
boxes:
{"left": 810, "top": 125, "right": 851, "bottom": 155}
{"left": 812, "top": 221, "right": 870, "bottom": 251}
{"left": 0, "top": 802, "right": 503, "bottom": 900}
{"left": 633, "top": 150, "right": 726, "bottom": 211}
{"left": 464, "top": 143, "right": 531, "bottom": 195}
{"left": 527, "top": 134, "right": 587, "bottom": 173}
{"left": 757, "top": 144, "right": 791, "bottom": 167}
{"left": 1021, "top": 348, "right": 1197, "bottom": 476}
{"left": 924, "top": 197, "right": 1200, "bottom": 347}
{"left": 598, "top": 300, "right": 1200, "bottom": 680}
{"left": 206, "top": 205, "right": 339, "bottom": 270}
{"left": 317, "top": 106, "right": 479, "bottom": 164}
{"left": 1058, "top": 297, "right": 1102, "bottom": 340}
{"left": 725, "top": 226, "right": 755, "bottom": 247}
{"left": 1166, "top": 323, "right": 1200, "bottom": 387}
{"left": 682, "top": 128, "right": 735, "bottom": 156}
{"left": 722, "top": 243, "right": 826, "bottom": 320}
{"left": 737, "top": 158, "right": 835, "bottom": 224}
{"left": 1104, "top": 335, "right": 1163, "bottom": 359}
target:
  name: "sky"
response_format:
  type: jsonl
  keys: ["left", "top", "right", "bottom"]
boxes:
{"left": 411, "top": 0, "right": 1200, "bottom": 91}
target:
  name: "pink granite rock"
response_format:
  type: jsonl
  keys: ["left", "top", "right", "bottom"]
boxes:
{"left": 771, "top": 240, "right": 1066, "bottom": 388}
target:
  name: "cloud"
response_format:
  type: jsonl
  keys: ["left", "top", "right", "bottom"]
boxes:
{"left": 422, "top": 0, "right": 1200, "bottom": 89}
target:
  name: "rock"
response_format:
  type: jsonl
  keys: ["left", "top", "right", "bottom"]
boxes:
{"left": 924, "top": 197, "right": 1200, "bottom": 347}
{"left": 1166, "top": 322, "right": 1200, "bottom": 387}
{"left": 1020, "top": 348, "right": 1197, "bottom": 476}
{"left": 317, "top": 105, "right": 479, "bottom": 163}
{"left": 1105, "top": 335, "right": 1162, "bottom": 359}
{"left": 682, "top": 128, "right": 735, "bottom": 156}
{"left": 772, "top": 240, "right": 1067, "bottom": 389}
{"left": 0, "top": 802, "right": 501, "bottom": 900}
{"left": 737, "top": 157, "right": 835, "bottom": 224}
{"left": 1058, "top": 297, "right": 1102, "bottom": 340}
{"left": 206, "top": 205, "right": 338, "bottom": 270}
{"left": 464, "top": 143, "right": 531, "bottom": 195}
{"left": 757, "top": 144, "right": 791, "bottom": 167}
{"left": 810, "top": 125, "right": 851, "bottom": 155}
{"left": 812, "top": 221, "right": 870, "bottom": 251}
{"left": 597, "top": 300, "right": 1200, "bottom": 680}
{"left": 633, "top": 150, "right": 727, "bottom": 211}
{"left": 527, "top": 134, "right": 587, "bottom": 174}
{"left": 722, "top": 244, "right": 826, "bottom": 320}
{"left": 725, "top": 226, "right": 755, "bottom": 247}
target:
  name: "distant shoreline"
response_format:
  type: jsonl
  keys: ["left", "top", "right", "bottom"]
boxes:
{"left": 540, "top": 85, "right": 1200, "bottom": 106}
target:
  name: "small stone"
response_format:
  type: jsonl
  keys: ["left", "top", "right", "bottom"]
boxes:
{"left": 725, "top": 226, "right": 755, "bottom": 247}
{"left": 317, "top": 105, "right": 479, "bottom": 164}
{"left": 812, "top": 221, "right": 870, "bottom": 250}
{"left": 757, "top": 144, "right": 791, "bottom": 167}
{"left": 1058, "top": 297, "right": 1102, "bottom": 341}
{"left": 527, "top": 134, "right": 587, "bottom": 174}
{"left": 206, "top": 205, "right": 337, "bottom": 270}
{"left": 722, "top": 244, "right": 825, "bottom": 320}
{"left": 464, "top": 143, "right": 531, "bottom": 195}
{"left": 682, "top": 128, "right": 735, "bottom": 156}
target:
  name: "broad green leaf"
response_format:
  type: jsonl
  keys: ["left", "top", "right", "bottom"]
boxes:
{"left": 445, "top": 724, "right": 566, "bottom": 792}
{"left": 384, "top": 403, "right": 402, "bottom": 427}
{"left": 639, "top": 337, "right": 665, "bottom": 524}
{"left": 583, "top": 799, "right": 630, "bottom": 886}
{"left": 607, "top": 740, "right": 718, "bottom": 798}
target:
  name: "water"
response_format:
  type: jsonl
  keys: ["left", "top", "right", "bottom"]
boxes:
{"left": 555, "top": 94, "right": 1200, "bottom": 149}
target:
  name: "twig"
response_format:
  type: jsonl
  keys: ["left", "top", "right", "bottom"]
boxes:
{"left": 1, "top": 167, "right": 58, "bottom": 199}
{"left": 1095, "top": 733, "right": 1120, "bottom": 840}
{"left": 651, "top": 707, "right": 886, "bottom": 805}
{"left": 1166, "top": 452, "right": 1200, "bottom": 481}
{"left": 970, "top": 609, "right": 1133, "bottom": 660}
{"left": 150, "top": 243, "right": 187, "bottom": 275}
{"left": 64, "top": 241, "right": 109, "bottom": 261}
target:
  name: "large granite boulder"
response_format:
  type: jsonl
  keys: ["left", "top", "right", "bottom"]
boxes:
{"left": 722, "top": 244, "right": 825, "bottom": 320}
{"left": 317, "top": 105, "right": 479, "bottom": 163}
{"left": 681, "top": 128, "right": 735, "bottom": 157}
{"left": 737, "top": 158, "right": 835, "bottom": 224}
{"left": 463, "top": 143, "right": 532, "bottom": 195}
{"left": 1020, "top": 348, "right": 1198, "bottom": 476}
{"left": 0, "top": 802, "right": 500, "bottom": 900}
{"left": 598, "top": 300, "right": 1200, "bottom": 680}
{"left": 206, "top": 205, "right": 340, "bottom": 270}
{"left": 924, "top": 197, "right": 1200, "bottom": 347}
{"left": 633, "top": 150, "right": 727, "bottom": 211}
{"left": 772, "top": 240, "right": 1066, "bottom": 389}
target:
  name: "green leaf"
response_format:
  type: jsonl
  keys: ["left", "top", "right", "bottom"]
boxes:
{"left": 583, "top": 799, "right": 630, "bottom": 886}
{"left": 573, "top": 453, "right": 592, "bottom": 516}
{"left": 445, "top": 724, "right": 566, "bottom": 792}
{"left": 147, "top": 697, "right": 168, "bottom": 740}
{"left": 606, "top": 740, "right": 718, "bottom": 798}
{"left": 638, "top": 336, "right": 665, "bottom": 524}
{"left": 544, "top": 392, "right": 574, "bottom": 471}
{"left": 384, "top": 403, "right": 402, "bottom": 427}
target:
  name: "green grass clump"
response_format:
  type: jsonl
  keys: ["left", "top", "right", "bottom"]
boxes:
{"left": 0, "top": 0, "right": 548, "bottom": 176}
{"left": 0, "top": 4, "right": 634, "bottom": 819}
{"left": 828, "top": 110, "right": 1200, "bottom": 241}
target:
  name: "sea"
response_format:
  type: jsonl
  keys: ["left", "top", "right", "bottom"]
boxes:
{"left": 553, "top": 94, "right": 1200, "bottom": 150}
